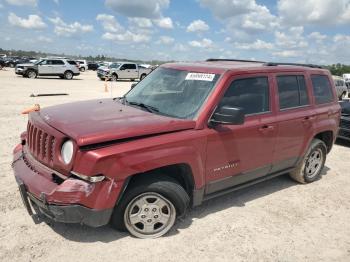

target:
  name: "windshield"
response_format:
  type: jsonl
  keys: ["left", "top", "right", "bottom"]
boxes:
{"left": 125, "top": 67, "right": 220, "bottom": 119}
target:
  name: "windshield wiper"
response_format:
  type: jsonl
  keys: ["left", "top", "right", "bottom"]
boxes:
{"left": 127, "top": 101, "right": 159, "bottom": 113}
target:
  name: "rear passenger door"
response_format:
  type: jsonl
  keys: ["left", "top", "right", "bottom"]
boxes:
{"left": 51, "top": 60, "right": 66, "bottom": 74}
{"left": 205, "top": 74, "right": 277, "bottom": 194}
{"left": 271, "top": 74, "right": 314, "bottom": 173}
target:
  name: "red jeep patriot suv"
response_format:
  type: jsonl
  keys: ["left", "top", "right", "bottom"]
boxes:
{"left": 12, "top": 59, "right": 341, "bottom": 238}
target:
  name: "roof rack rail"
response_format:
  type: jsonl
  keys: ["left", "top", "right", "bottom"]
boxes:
{"left": 206, "top": 58, "right": 265, "bottom": 63}
{"left": 264, "top": 62, "right": 324, "bottom": 69}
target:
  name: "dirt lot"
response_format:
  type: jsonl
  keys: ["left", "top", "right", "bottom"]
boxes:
{"left": 1, "top": 68, "right": 350, "bottom": 262}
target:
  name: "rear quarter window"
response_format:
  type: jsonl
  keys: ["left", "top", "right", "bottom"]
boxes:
{"left": 311, "top": 75, "right": 334, "bottom": 104}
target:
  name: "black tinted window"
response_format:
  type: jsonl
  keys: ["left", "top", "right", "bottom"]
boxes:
{"left": 311, "top": 75, "right": 334, "bottom": 104}
{"left": 277, "top": 75, "right": 309, "bottom": 109}
{"left": 68, "top": 60, "right": 77, "bottom": 65}
{"left": 52, "top": 60, "right": 64, "bottom": 65}
{"left": 220, "top": 77, "right": 270, "bottom": 115}
{"left": 121, "top": 64, "right": 136, "bottom": 70}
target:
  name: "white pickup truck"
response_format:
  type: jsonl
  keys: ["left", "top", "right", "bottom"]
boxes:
{"left": 97, "top": 62, "right": 152, "bottom": 81}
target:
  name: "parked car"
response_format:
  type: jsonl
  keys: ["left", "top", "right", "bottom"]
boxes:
{"left": 12, "top": 59, "right": 340, "bottom": 238}
{"left": 0, "top": 58, "right": 5, "bottom": 69}
{"left": 76, "top": 60, "right": 88, "bottom": 72}
{"left": 343, "top": 74, "right": 350, "bottom": 87}
{"left": 338, "top": 101, "right": 350, "bottom": 141}
{"left": 97, "top": 62, "right": 152, "bottom": 81}
{"left": 87, "top": 62, "right": 99, "bottom": 71}
{"left": 15, "top": 58, "right": 80, "bottom": 79}
{"left": 333, "top": 76, "right": 348, "bottom": 100}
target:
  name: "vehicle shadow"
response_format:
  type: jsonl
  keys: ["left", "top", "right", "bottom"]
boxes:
{"left": 42, "top": 167, "right": 331, "bottom": 242}
{"left": 16, "top": 76, "right": 83, "bottom": 80}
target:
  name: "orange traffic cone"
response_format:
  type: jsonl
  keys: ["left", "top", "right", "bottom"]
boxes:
{"left": 21, "top": 104, "right": 40, "bottom": 114}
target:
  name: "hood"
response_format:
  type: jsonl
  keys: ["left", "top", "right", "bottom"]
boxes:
{"left": 98, "top": 66, "right": 110, "bottom": 71}
{"left": 16, "top": 63, "right": 34, "bottom": 67}
{"left": 340, "top": 101, "right": 350, "bottom": 115}
{"left": 38, "top": 99, "right": 196, "bottom": 146}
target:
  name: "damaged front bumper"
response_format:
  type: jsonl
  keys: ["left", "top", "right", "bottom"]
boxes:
{"left": 12, "top": 144, "right": 120, "bottom": 227}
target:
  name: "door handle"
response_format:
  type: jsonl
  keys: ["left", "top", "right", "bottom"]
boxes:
{"left": 302, "top": 116, "right": 315, "bottom": 123}
{"left": 258, "top": 125, "right": 274, "bottom": 133}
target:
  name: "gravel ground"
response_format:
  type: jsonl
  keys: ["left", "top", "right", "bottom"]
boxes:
{"left": 1, "top": 68, "right": 350, "bottom": 262}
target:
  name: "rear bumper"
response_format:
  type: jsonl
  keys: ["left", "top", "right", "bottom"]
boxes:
{"left": 12, "top": 144, "right": 121, "bottom": 227}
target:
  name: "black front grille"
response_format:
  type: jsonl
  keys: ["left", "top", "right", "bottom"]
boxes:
{"left": 27, "top": 121, "right": 56, "bottom": 167}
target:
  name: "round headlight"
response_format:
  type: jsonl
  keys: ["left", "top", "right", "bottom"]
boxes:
{"left": 61, "top": 140, "right": 74, "bottom": 164}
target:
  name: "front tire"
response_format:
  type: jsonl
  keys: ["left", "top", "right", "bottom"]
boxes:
{"left": 289, "top": 139, "right": 327, "bottom": 184}
{"left": 26, "top": 70, "right": 37, "bottom": 79}
{"left": 111, "top": 73, "right": 118, "bottom": 81}
{"left": 80, "top": 67, "right": 85, "bottom": 72}
{"left": 140, "top": 74, "right": 146, "bottom": 81}
{"left": 111, "top": 177, "right": 189, "bottom": 239}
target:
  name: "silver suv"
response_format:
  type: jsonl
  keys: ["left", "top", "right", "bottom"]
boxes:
{"left": 15, "top": 58, "right": 80, "bottom": 80}
{"left": 97, "top": 62, "right": 152, "bottom": 81}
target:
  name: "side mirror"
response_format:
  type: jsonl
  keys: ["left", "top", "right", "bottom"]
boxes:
{"left": 210, "top": 106, "right": 245, "bottom": 125}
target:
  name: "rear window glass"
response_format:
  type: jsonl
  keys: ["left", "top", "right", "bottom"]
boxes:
{"left": 277, "top": 75, "right": 309, "bottom": 109}
{"left": 311, "top": 75, "right": 334, "bottom": 104}
{"left": 68, "top": 60, "right": 77, "bottom": 65}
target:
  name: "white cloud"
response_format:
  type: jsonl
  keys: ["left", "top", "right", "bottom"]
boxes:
{"left": 153, "top": 17, "right": 173, "bottom": 29}
{"left": 278, "top": 0, "right": 350, "bottom": 25}
{"left": 308, "top": 32, "right": 327, "bottom": 43}
{"left": 105, "top": 0, "right": 169, "bottom": 18}
{"left": 128, "top": 17, "right": 153, "bottom": 28}
{"left": 157, "top": 36, "right": 174, "bottom": 44}
{"left": 96, "top": 14, "right": 123, "bottom": 32}
{"left": 199, "top": 0, "right": 278, "bottom": 37}
{"left": 333, "top": 34, "right": 350, "bottom": 43}
{"left": 102, "top": 31, "right": 151, "bottom": 43}
{"left": 186, "top": 19, "right": 209, "bottom": 32}
{"left": 275, "top": 27, "right": 308, "bottom": 49}
{"left": 5, "top": 0, "right": 37, "bottom": 6}
{"left": 49, "top": 17, "right": 93, "bottom": 37}
{"left": 199, "top": 0, "right": 257, "bottom": 18}
{"left": 235, "top": 39, "right": 274, "bottom": 50}
{"left": 37, "top": 36, "right": 53, "bottom": 43}
{"left": 189, "top": 38, "right": 213, "bottom": 48}
{"left": 272, "top": 50, "right": 303, "bottom": 58}
{"left": 8, "top": 12, "right": 46, "bottom": 29}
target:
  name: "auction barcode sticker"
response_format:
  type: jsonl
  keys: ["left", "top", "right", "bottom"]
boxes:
{"left": 185, "top": 73, "right": 215, "bottom": 81}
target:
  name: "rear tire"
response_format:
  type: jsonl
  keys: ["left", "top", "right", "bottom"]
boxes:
{"left": 110, "top": 177, "right": 189, "bottom": 239}
{"left": 80, "top": 67, "right": 85, "bottom": 72}
{"left": 64, "top": 70, "right": 73, "bottom": 80}
{"left": 289, "top": 139, "right": 327, "bottom": 184}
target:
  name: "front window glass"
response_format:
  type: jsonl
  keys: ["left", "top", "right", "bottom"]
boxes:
{"left": 219, "top": 77, "right": 270, "bottom": 115}
{"left": 125, "top": 67, "right": 221, "bottom": 119}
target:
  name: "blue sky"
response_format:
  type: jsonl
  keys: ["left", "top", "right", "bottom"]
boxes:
{"left": 0, "top": 0, "right": 349, "bottom": 63}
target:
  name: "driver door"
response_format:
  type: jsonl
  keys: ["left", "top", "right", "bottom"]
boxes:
{"left": 38, "top": 60, "right": 53, "bottom": 75}
{"left": 205, "top": 74, "right": 277, "bottom": 194}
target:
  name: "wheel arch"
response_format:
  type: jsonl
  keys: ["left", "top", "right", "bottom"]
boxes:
{"left": 116, "top": 163, "right": 195, "bottom": 206}
{"left": 314, "top": 130, "right": 334, "bottom": 153}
